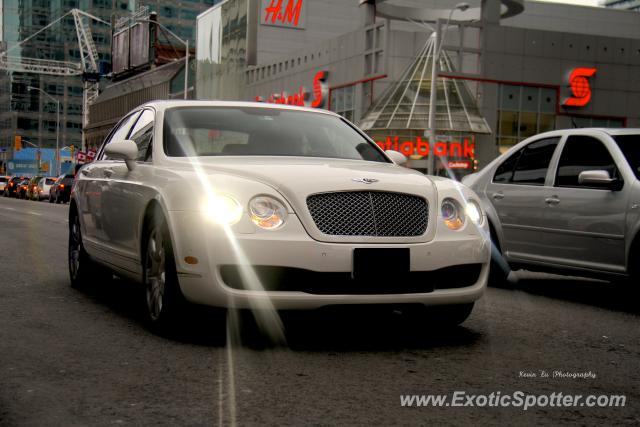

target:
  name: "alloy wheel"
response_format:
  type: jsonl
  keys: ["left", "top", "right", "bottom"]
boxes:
{"left": 145, "top": 229, "right": 166, "bottom": 322}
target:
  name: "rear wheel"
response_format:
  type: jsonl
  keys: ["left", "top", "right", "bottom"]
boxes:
{"left": 69, "top": 208, "right": 110, "bottom": 288}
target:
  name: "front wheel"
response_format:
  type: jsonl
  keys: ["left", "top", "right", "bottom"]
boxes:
{"left": 143, "top": 212, "right": 187, "bottom": 331}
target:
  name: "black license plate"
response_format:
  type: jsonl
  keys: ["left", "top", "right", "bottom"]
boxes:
{"left": 352, "top": 248, "right": 410, "bottom": 281}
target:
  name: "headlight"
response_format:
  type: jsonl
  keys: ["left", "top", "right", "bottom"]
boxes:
{"left": 249, "top": 196, "right": 287, "bottom": 230}
{"left": 442, "top": 198, "right": 464, "bottom": 230}
{"left": 204, "top": 194, "right": 243, "bottom": 225}
{"left": 465, "top": 200, "right": 483, "bottom": 225}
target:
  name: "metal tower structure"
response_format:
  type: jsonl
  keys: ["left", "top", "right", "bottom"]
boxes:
{"left": 0, "top": 9, "right": 111, "bottom": 148}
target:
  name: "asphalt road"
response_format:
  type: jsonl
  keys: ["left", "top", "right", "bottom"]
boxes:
{"left": 0, "top": 195, "right": 639, "bottom": 426}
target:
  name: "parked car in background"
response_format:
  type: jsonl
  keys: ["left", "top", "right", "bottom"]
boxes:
{"left": 463, "top": 128, "right": 640, "bottom": 285}
{"left": 32, "top": 177, "right": 57, "bottom": 201}
{"left": 16, "top": 179, "right": 30, "bottom": 199}
{"left": 49, "top": 174, "right": 74, "bottom": 204}
{"left": 0, "top": 176, "right": 9, "bottom": 193}
{"left": 26, "top": 176, "right": 43, "bottom": 200}
{"left": 4, "top": 177, "right": 26, "bottom": 198}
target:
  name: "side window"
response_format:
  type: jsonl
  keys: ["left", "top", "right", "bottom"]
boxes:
{"left": 100, "top": 112, "right": 142, "bottom": 160}
{"left": 555, "top": 136, "right": 618, "bottom": 188}
{"left": 512, "top": 137, "right": 560, "bottom": 185}
{"left": 493, "top": 137, "right": 560, "bottom": 185}
{"left": 493, "top": 149, "right": 523, "bottom": 183}
{"left": 128, "top": 109, "right": 154, "bottom": 161}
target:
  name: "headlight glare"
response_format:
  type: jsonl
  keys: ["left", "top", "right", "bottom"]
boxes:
{"left": 466, "top": 200, "right": 483, "bottom": 224}
{"left": 249, "top": 196, "right": 287, "bottom": 230}
{"left": 442, "top": 198, "right": 464, "bottom": 230}
{"left": 204, "top": 194, "right": 243, "bottom": 225}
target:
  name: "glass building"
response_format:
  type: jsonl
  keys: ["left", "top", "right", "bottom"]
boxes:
{"left": 0, "top": 0, "right": 217, "bottom": 174}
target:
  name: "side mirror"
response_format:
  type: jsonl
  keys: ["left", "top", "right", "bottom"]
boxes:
{"left": 104, "top": 139, "right": 137, "bottom": 171}
{"left": 385, "top": 149, "right": 407, "bottom": 166}
{"left": 578, "top": 170, "right": 622, "bottom": 190}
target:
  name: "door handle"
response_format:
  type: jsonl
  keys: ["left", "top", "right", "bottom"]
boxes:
{"left": 545, "top": 196, "right": 560, "bottom": 205}
{"left": 492, "top": 192, "right": 505, "bottom": 200}
{"left": 103, "top": 169, "right": 114, "bottom": 178}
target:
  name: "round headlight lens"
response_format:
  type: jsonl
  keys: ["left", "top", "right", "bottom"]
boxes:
{"left": 204, "top": 194, "right": 243, "bottom": 225}
{"left": 442, "top": 198, "right": 464, "bottom": 230}
{"left": 466, "top": 200, "right": 483, "bottom": 224}
{"left": 249, "top": 196, "right": 287, "bottom": 230}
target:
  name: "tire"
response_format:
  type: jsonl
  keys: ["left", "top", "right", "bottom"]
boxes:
{"left": 68, "top": 208, "right": 109, "bottom": 289}
{"left": 49, "top": 193, "right": 54, "bottom": 203}
{"left": 55, "top": 195, "right": 61, "bottom": 204}
{"left": 429, "top": 303, "right": 475, "bottom": 327}
{"left": 142, "top": 209, "right": 188, "bottom": 331}
{"left": 488, "top": 224, "right": 511, "bottom": 287}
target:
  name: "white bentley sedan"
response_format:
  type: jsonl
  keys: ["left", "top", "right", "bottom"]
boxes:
{"left": 69, "top": 101, "right": 489, "bottom": 330}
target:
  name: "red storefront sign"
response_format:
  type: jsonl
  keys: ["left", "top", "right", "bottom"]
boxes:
{"left": 563, "top": 67, "right": 596, "bottom": 107}
{"left": 256, "top": 71, "right": 328, "bottom": 109}
{"left": 375, "top": 136, "right": 475, "bottom": 158}
{"left": 263, "top": 0, "right": 305, "bottom": 28}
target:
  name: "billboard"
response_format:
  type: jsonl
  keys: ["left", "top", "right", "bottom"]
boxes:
{"left": 129, "top": 22, "right": 150, "bottom": 68}
{"left": 112, "top": 29, "right": 130, "bottom": 75}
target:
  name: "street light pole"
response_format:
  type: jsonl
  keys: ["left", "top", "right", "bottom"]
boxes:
{"left": 135, "top": 19, "right": 189, "bottom": 99}
{"left": 425, "top": 3, "right": 469, "bottom": 176}
{"left": 28, "top": 85, "right": 61, "bottom": 176}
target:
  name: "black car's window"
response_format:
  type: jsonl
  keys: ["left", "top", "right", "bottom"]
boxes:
{"left": 555, "top": 136, "right": 619, "bottom": 188}
{"left": 45, "top": 178, "right": 56, "bottom": 185}
{"left": 163, "top": 107, "right": 388, "bottom": 163}
{"left": 612, "top": 135, "right": 640, "bottom": 180}
{"left": 100, "top": 111, "right": 142, "bottom": 161}
{"left": 128, "top": 109, "right": 154, "bottom": 162}
{"left": 493, "top": 137, "right": 560, "bottom": 185}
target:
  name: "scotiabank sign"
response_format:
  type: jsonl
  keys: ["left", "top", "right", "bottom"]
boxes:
{"left": 376, "top": 136, "right": 475, "bottom": 162}
{"left": 255, "top": 71, "right": 328, "bottom": 108}
{"left": 261, "top": 0, "right": 306, "bottom": 29}
{"left": 563, "top": 67, "right": 596, "bottom": 107}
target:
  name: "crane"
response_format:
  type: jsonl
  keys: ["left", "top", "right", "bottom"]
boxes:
{"left": 0, "top": 9, "right": 111, "bottom": 149}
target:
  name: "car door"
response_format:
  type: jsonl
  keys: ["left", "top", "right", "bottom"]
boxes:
{"left": 100, "top": 108, "right": 156, "bottom": 274}
{"left": 79, "top": 111, "right": 142, "bottom": 259}
{"left": 541, "top": 134, "right": 628, "bottom": 273}
{"left": 485, "top": 136, "right": 561, "bottom": 261}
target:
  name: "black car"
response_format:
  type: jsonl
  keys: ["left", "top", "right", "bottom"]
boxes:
{"left": 49, "top": 174, "right": 74, "bottom": 204}
{"left": 3, "top": 176, "right": 27, "bottom": 198}
{"left": 16, "top": 179, "right": 30, "bottom": 199}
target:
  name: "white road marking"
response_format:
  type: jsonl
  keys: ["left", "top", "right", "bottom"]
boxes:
{"left": 28, "top": 211, "right": 42, "bottom": 216}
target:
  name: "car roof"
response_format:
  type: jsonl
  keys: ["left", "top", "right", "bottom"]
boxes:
{"left": 138, "top": 100, "right": 341, "bottom": 118}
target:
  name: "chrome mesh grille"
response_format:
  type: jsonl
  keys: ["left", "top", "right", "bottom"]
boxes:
{"left": 306, "top": 191, "right": 428, "bottom": 237}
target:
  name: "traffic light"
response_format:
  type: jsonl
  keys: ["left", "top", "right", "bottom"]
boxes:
{"left": 14, "top": 135, "right": 22, "bottom": 151}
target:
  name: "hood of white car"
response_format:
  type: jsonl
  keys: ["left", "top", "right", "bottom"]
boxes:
{"left": 167, "top": 156, "right": 439, "bottom": 243}
{"left": 167, "top": 156, "right": 436, "bottom": 196}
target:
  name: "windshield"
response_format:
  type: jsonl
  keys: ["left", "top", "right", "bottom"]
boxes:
{"left": 163, "top": 107, "right": 388, "bottom": 163}
{"left": 613, "top": 135, "right": 640, "bottom": 179}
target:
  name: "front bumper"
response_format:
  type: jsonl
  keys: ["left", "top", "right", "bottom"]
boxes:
{"left": 168, "top": 211, "right": 490, "bottom": 310}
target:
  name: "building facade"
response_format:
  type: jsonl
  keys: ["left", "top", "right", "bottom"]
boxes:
{"left": 195, "top": 0, "right": 640, "bottom": 177}
{"left": 0, "top": 0, "right": 216, "bottom": 174}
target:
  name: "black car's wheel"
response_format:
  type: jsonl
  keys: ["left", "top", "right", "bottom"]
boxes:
{"left": 142, "top": 210, "right": 187, "bottom": 331}
{"left": 429, "top": 303, "right": 475, "bottom": 327}
{"left": 48, "top": 194, "right": 54, "bottom": 203}
{"left": 55, "top": 195, "right": 61, "bottom": 204}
